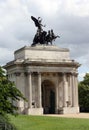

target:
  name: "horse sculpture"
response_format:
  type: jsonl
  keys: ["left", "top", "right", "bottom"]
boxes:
{"left": 31, "top": 16, "right": 60, "bottom": 46}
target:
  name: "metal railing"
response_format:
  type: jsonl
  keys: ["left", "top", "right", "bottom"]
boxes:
{"left": 0, "top": 123, "right": 13, "bottom": 130}
{"left": 0, "top": 123, "right": 6, "bottom": 130}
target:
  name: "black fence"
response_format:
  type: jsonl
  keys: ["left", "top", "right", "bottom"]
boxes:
{"left": 0, "top": 123, "right": 6, "bottom": 130}
{"left": 0, "top": 123, "right": 13, "bottom": 130}
{"left": 80, "top": 107, "right": 89, "bottom": 112}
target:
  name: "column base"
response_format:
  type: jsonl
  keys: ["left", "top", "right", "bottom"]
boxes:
{"left": 58, "top": 107, "right": 79, "bottom": 114}
{"left": 26, "top": 108, "right": 43, "bottom": 115}
{"left": 62, "top": 107, "right": 79, "bottom": 114}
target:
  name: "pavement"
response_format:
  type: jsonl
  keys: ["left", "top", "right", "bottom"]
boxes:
{"left": 45, "top": 113, "right": 89, "bottom": 119}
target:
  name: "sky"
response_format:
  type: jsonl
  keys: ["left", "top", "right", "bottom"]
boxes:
{"left": 0, "top": 0, "right": 89, "bottom": 81}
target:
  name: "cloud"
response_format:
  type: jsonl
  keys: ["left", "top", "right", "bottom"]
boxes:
{"left": 60, "top": 0, "right": 89, "bottom": 16}
{"left": 0, "top": 47, "right": 13, "bottom": 66}
{"left": 0, "top": 0, "right": 34, "bottom": 50}
{"left": 78, "top": 72, "right": 85, "bottom": 81}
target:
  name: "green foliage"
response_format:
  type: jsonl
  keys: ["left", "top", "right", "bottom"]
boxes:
{"left": 0, "top": 66, "right": 26, "bottom": 115}
{"left": 78, "top": 73, "right": 89, "bottom": 109}
{"left": 82, "top": 73, "right": 89, "bottom": 85}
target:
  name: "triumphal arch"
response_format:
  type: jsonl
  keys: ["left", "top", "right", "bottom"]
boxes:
{"left": 5, "top": 16, "right": 80, "bottom": 115}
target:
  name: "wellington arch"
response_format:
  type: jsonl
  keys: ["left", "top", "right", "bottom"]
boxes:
{"left": 4, "top": 44, "right": 80, "bottom": 115}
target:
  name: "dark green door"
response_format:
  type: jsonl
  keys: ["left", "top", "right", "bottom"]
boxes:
{"left": 49, "top": 90, "right": 55, "bottom": 114}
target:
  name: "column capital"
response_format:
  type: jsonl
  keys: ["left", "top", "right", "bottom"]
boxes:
{"left": 38, "top": 72, "right": 41, "bottom": 75}
{"left": 24, "top": 72, "right": 32, "bottom": 76}
{"left": 58, "top": 72, "right": 72, "bottom": 77}
{"left": 71, "top": 72, "right": 78, "bottom": 76}
{"left": 14, "top": 72, "right": 21, "bottom": 76}
{"left": 58, "top": 72, "right": 62, "bottom": 77}
{"left": 31, "top": 72, "right": 41, "bottom": 77}
{"left": 62, "top": 73, "right": 67, "bottom": 82}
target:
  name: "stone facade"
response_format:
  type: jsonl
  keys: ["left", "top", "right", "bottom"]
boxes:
{"left": 4, "top": 45, "right": 80, "bottom": 115}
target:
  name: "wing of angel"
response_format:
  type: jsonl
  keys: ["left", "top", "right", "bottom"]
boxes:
{"left": 31, "top": 16, "right": 40, "bottom": 28}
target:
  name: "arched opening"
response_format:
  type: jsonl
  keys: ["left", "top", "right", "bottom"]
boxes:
{"left": 42, "top": 80, "right": 55, "bottom": 114}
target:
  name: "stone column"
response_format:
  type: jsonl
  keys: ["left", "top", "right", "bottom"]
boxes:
{"left": 72, "top": 73, "right": 76, "bottom": 107}
{"left": 27, "top": 72, "right": 32, "bottom": 108}
{"left": 38, "top": 72, "right": 42, "bottom": 108}
{"left": 15, "top": 72, "right": 21, "bottom": 111}
{"left": 63, "top": 73, "right": 68, "bottom": 107}
{"left": 74, "top": 73, "right": 79, "bottom": 107}
{"left": 55, "top": 85, "right": 59, "bottom": 113}
{"left": 69, "top": 74, "right": 73, "bottom": 107}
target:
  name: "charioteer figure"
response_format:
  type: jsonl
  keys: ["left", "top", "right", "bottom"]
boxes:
{"left": 31, "top": 16, "right": 60, "bottom": 46}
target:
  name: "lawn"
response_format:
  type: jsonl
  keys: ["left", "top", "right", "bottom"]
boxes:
{"left": 9, "top": 115, "right": 89, "bottom": 130}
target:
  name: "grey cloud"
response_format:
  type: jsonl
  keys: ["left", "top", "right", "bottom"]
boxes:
{"left": 49, "top": 15, "right": 89, "bottom": 44}
{"left": 0, "top": 48, "right": 13, "bottom": 66}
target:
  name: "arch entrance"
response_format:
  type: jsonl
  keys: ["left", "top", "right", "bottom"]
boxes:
{"left": 42, "top": 80, "right": 55, "bottom": 114}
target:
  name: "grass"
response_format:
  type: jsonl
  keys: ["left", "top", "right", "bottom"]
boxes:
{"left": 9, "top": 115, "right": 89, "bottom": 130}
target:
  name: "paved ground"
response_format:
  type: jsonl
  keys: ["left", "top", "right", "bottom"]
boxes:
{"left": 45, "top": 113, "right": 89, "bottom": 119}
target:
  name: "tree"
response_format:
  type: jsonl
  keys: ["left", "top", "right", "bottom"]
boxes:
{"left": 78, "top": 73, "right": 89, "bottom": 112}
{"left": 0, "top": 66, "right": 26, "bottom": 115}
{"left": 0, "top": 66, "right": 26, "bottom": 130}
